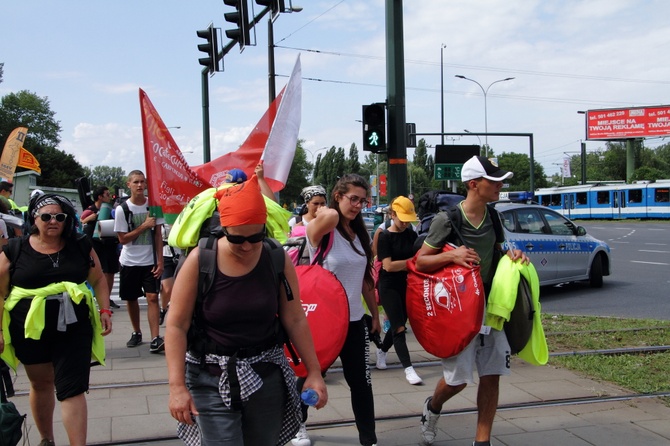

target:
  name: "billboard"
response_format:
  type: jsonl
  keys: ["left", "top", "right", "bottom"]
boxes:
{"left": 586, "top": 105, "right": 670, "bottom": 140}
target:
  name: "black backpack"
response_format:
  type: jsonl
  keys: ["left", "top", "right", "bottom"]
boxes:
{"left": 413, "top": 203, "right": 505, "bottom": 257}
{"left": 416, "top": 190, "right": 465, "bottom": 235}
{"left": 181, "top": 233, "right": 298, "bottom": 363}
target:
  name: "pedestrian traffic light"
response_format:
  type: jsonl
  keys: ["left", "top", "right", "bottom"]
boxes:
{"left": 362, "top": 103, "right": 386, "bottom": 153}
{"left": 223, "top": 0, "right": 250, "bottom": 49}
{"left": 196, "top": 25, "right": 218, "bottom": 74}
{"left": 255, "top": 0, "right": 286, "bottom": 13}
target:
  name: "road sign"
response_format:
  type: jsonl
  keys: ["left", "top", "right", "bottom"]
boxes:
{"left": 435, "top": 163, "right": 462, "bottom": 181}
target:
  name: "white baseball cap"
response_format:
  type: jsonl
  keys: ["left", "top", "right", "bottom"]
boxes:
{"left": 461, "top": 156, "right": 513, "bottom": 182}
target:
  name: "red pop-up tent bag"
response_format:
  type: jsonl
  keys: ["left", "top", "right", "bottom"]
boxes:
{"left": 285, "top": 264, "right": 350, "bottom": 377}
{"left": 406, "top": 245, "right": 485, "bottom": 359}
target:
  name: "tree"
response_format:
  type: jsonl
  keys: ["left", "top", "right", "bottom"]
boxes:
{"left": 281, "top": 141, "right": 312, "bottom": 208}
{"left": 313, "top": 146, "right": 347, "bottom": 196}
{"left": 0, "top": 90, "right": 85, "bottom": 188}
{"left": 83, "top": 166, "right": 127, "bottom": 192}
{"left": 346, "top": 143, "right": 361, "bottom": 174}
{"left": 413, "top": 139, "right": 429, "bottom": 172}
{"left": 497, "top": 152, "right": 548, "bottom": 191}
{"left": 0, "top": 90, "right": 61, "bottom": 149}
{"left": 0, "top": 63, "right": 3, "bottom": 84}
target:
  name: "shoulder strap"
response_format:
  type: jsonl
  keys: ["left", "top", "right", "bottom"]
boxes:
{"left": 263, "top": 238, "right": 293, "bottom": 301}
{"left": 120, "top": 201, "right": 134, "bottom": 231}
{"left": 487, "top": 204, "right": 505, "bottom": 245}
{"left": 197, "top": 235, "right": 218, "bottom": 301}
{"left": 445, "top": 206, "right": 467, "bottom": 247}
{"left": 311, "top": 230, "right": 333, "bottom": 266}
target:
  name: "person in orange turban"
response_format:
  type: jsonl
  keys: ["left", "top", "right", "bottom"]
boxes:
{"left": 215, "top": 175, "right": 267, "bottom": 228}
{"left": 166, "top": 176, "right": 327, "bottom": 446}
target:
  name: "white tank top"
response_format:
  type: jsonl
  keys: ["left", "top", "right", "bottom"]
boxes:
{"left": 309, "top": 229, "right": 367, "bottom": 321}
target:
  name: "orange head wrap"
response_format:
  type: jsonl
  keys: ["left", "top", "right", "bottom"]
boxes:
{"left": 215, "top": 175, "right": 267, "bottom": 227}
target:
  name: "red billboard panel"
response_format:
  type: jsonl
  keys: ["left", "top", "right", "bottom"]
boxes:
{"left": 586, "top": 105, "right": 670, "bottom": 140}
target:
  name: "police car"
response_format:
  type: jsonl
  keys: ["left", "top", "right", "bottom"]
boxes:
{"left": 494, "top": 202, "right": 611, "bottom": 287}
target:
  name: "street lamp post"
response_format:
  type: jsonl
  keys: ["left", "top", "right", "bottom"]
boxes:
{"left": 455, "top": 75, "right": 514, "bottom": 156}
{"left": 268, "top": 5, "right": 302, "bottom": 105}
{"left": 440, "top": 44, "right": 446, "bottom": 146}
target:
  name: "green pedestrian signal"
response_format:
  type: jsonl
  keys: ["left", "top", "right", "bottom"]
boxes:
{"left": 362, "top": 103, "right": 386, "bottom": 153}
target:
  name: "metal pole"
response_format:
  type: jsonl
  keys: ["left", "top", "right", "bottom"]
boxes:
{"left": 385, "top": 0, "right": 408, "bottom": 199}
{"left": 201, "top": 69, "right": 211, "bottom": 163}
{"left": 440, "top": 44, "right": 446, "bottom": 146}
{"left": 268, "top": 16, "right": 276, "bottom": 105}
{"left": 581, "top": 141, "right": 587, "bottom": 185}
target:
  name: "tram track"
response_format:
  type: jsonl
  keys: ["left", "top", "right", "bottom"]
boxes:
{"left": 97, "top": 390, "right": 670, "bottom": 445}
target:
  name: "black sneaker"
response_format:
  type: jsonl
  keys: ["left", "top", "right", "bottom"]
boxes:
{"left": 126, "top": 332, "right": 142, "bottom": 348}
{"left": 159, "top": 308, "right": 168, "bottom": 325}
{"left": 109, "top": 300, "right": 121, "bottom": 309}
{"left": 150, "top": 336, "right": 165, "bottom": 353}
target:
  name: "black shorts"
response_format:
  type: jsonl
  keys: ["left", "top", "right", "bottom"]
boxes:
{"left": 92, "top": 238, "right": 120, "bottom": 274}
{"left": 161, "top": 256, "right": 178, "bottom": 280}
{"left": 119, "top": 264, "right": 159, "bottom": 300}
{"left": 9, "top": 299, "right": 93, "bottom": 401}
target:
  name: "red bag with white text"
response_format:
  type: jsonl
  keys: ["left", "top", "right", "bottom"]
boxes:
{"left": 285, "top": 264, "right": 349, "bottom": 377}
{"left": 406, "top": 244, "right": 485, "bottom": 359}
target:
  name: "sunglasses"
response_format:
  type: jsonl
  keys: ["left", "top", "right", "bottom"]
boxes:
{"left": 38, "top": 213, "right": 68, "bottom": 223}
{"left": 222, "top": 227, "right": 266, "bottom": 244}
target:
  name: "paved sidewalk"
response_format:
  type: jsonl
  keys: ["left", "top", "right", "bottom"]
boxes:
{"left": 9, "top": 302, "right": 670, "bottom": 445}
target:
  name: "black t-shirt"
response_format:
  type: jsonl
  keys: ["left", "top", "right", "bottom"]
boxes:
{"left": 10, "top": 237, "right": 90, "bottom": 289}
{"left": 377, "top": 228, "right": 418, "bottom": 287}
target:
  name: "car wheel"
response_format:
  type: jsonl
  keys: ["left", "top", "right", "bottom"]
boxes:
{"left": 589, "top": 255, "right": 603, "bottom": 288}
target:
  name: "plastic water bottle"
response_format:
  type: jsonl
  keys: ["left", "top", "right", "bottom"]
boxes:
{"left": 301, "top": 388, "right": 319, "bottom": 406}
{"left": 383, "top": 318, "right": 391, "bottom": 333}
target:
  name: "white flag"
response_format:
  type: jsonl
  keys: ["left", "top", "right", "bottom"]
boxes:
{"left": 261, "top": 55, "right": 302, "bottom": 192}
{"left": 562, "top": 158, "right": 571, "bottom": 178}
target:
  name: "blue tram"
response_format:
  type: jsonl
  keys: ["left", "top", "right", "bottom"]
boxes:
{"left": 534, "top": 181, "right": 670, "bottom": 219}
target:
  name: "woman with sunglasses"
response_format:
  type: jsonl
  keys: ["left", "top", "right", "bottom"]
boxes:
{"left": 166, "top": 175, "right": 327, "bottom": 446}
{"left": 0, "top": 193, "right": 113, "bottom": 446}
{"left": 297, "top": 174, "right": 380, "bottom": 446}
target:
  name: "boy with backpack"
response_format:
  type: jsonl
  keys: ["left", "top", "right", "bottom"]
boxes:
{"left": 114, "top": 170, "right": 165, "bottom": 353}
{"left": 415, "top": 156, "right": 528, "bottom": 446}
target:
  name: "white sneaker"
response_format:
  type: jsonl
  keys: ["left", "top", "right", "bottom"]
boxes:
{"left": 376, "top": 348, "right": 387, "bottom": 370}
{"left": 404, "top": 366, "right": 423, "bottom": 385}
{"left": 291, "top": 423, "right": 311, "bottom": 446}
{"left": 420, "top": 397, "right": 440, "bottom": 445}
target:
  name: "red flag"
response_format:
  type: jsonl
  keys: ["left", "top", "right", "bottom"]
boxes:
{"left": 191, "top": 89, "right": 283, "bottom": 187}
{"left": 139, "top": 89, "right": 210, "bottom": 223}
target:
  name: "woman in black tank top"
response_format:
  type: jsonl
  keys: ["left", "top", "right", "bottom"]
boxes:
{"left": 166, "top": 175, "right": 327, "bottom": 446}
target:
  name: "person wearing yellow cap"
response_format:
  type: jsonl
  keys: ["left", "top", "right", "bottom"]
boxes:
{"left": 165, "top": 175, "right": 327, "bottom": 446}
{"left": 374, "top": 196, "right": 423, "bottom": 385}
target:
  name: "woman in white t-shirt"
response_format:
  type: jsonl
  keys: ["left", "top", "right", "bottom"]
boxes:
{"left": 299, "top": 174, "right": 380, "bottom": 446}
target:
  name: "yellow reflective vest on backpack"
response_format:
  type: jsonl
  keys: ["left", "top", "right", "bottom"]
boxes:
{"left": 168, "top": 185, "right": 292, "bottom": 250}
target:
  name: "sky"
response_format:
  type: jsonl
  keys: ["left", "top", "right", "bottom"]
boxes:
{"left": 2, "top": 0, "right": 670, "bottom": 181}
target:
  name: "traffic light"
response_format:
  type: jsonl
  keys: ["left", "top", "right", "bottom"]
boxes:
{"left": 196, "top": 25, "right": 218, "bottom": 73}
{"left": 255, "top": 0, "right": 286, "bottom": 13}
{"left": 223, "top": 0, "right": 250, "bottom": 49}
{"left": 362, "top": 103, "right": 386, "bottom": 153}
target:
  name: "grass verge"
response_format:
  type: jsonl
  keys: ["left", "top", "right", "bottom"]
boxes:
{"left": 543, "top": 314, "right": 670, "bottom": 403}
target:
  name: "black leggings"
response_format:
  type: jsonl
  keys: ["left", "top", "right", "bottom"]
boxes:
{"left": 378, "top": 280, "right": 412, "bottom": 368}
{"left": 298, "top": 318, "right": 377, "bottom": 446}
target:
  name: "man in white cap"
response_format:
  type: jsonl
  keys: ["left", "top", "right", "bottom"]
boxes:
{"left": 415, "top": 156, "right": 528, "bottom": 446}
